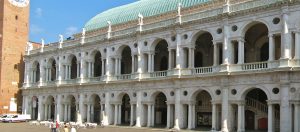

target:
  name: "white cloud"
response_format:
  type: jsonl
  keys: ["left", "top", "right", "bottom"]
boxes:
{"left": 30, "top": 24, "right": 44, "bottom": 35}
{"left": 35, "top": 8, "right": 43, "bottom": 18}
{"left": 65, "top": 26, "right": 78, "bottom": 37}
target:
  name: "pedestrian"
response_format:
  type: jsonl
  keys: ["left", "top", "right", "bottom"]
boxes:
{"left": 63, "top": 123, "right": 69, "bottom": 132}
{"left": 56, "top": 120, "right": 60, "bottom": 132}
{"left": 70, "top": 126, "right": 76, "bottom": 132}
{"left": 51, "top": 121, "right": 56, "bottom": 132}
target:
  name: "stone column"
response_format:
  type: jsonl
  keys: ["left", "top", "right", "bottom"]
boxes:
{"left": 56, "top": 95, "right": 62, "bottom": 122}
{"left": 174, "top": 89, "right": 183, "bottom": 130}
{"left": 295, "top": 31, "right": 300, "bottom": 60}
{"left": 151, "top": 54, "right": 154, "bottom": 72}
{"left": 269, "top": 34, "right": 275, "bottom": 61}
{"left": 238, "top": 38, "right": 245, "bottom": 64}
{"left": 132, "top": 55, "right": 135, "bottom": 73}
{"left": 167, "top": 104, "right": 171, "bottom": 128}
{"left": 48, "top": 104, "right": 51, "bottom": 120}
{"left": 135, "top": 92, "right": 142, "bottom": 127}
{"left": 294, "top": 103, "right": 300, "bottom": 132}
{"left": 118, "top": 104, "right": 121, "bottom": 124}
{"left": 223, "top": 20, "right": 233, "bottom": 65}
{"left": 168, "top": 49, "right": 172, "bottom": 70}
{"left": 213, "top": 43, "right": 219, "bottom": 66}
{"left": 237, "top": 102, "right": 245, "bottom": 132}
{"left": 268, "top": 103, "right": 273, "bottom": 132}
{"left": 147, "top": 104, "right": 151, "bottom": 127}
{"left": 221, "top": 88, "right": 229, "bottom": 132}
{"left": 101, "top": 60, "right": 105, "bottom": 76}
{"left": 44, "top": 104, "right": 48, "bottom": 120}
{"left": 188, "top": 104, "right": 192, "bottom": 129}
{"left": 37, "top": 96, "right": 43, "bottom": 121}
{"left": 114, "top": 104, "right": 118, "bottom": 125}
{"left": 64, "top": 104, "right": 67, "bottom": 121}
{"left": 280, "top": 84, "right": 291, "bottom": 132}
{"left": 212, "top": 103, "right": 217, "bottom": 131}
{"left": 114, "top": 58, "right": 118, "bottom": 75}
{"left": 151, "top": 104, "right": 154, "bottom": 127}
{"left": 192, "top": 104, "right": 196, "bottom": 128}
{"left": 281, "top": 9, "right": 292, "bottom": 59}
{"left": 68, "top": 65, "right": 71, "bottom": 79}
{"left": 68, "top": 105, "right": 71, "bottom": 121}
{"left": 189, "top": 48, "right": 195, "bottom": 68}
{"left": 87, "top": 104, "right": 91, "bottom": 122}
{"left": 130, "top": 104, "right": 134, "bottom": 126}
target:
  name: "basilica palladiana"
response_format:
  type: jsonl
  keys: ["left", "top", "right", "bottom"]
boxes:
{"left": 22, "top": 0, "right": 300, "bottom": 132}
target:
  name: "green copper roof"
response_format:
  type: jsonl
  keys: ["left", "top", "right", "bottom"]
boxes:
{"left": 84, "top": 0, "right": 212, "bottom": 31}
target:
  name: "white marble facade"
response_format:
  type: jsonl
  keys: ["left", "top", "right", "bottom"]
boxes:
{"left": 22, "top": 1, "right": 300, "bottom": 132}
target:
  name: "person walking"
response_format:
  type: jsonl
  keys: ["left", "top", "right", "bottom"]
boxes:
{"left": 63, "top": 123, "right": 69, "bottom": 132}
{"left": 70, "top": 126, "right": 76, "bottom": 132}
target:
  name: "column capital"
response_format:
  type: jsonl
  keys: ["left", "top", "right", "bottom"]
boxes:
{"left": 268, "top": 33, "right": 274, "bottom": 38}
{"left": 213, "top": 40, "right": 222, "bottom": 45}
{"left": 237, "top": 38, "right": 245, "bottom": 43}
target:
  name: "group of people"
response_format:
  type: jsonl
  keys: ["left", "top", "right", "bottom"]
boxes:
{"left": 49, "top": 121, "right": 77, "bottom": 132}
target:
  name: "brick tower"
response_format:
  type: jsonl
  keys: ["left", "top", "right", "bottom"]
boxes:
{"left": 0, "top": 0, "right": 30, "bottom": 114}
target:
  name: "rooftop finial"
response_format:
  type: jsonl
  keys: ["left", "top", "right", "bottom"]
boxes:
{"left": 138, "top": 13, "right": 144, "bottom": 25}
{"left": 178, "top": 3, "right": 182, "bottom": 16}
{"left": 41, "top": 38, "right": 45, "bottom": 52}
{"left": 82, "top": 28, "right": 86, "bottom": 37}
{"left": 26, "top": 42, "right": 33, "bottom": 55}
{"left": 107, "top": 21, "right": 112, "bottom": 39}
{"left": 81, "top": 28, "right": 86, "bottom": 45}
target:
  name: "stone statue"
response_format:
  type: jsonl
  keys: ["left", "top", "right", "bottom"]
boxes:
{"left": 178, "top": 3, "right": 182, "bottom": 16}
{"left": 26, "top": 42, "right": 33, "bottom": 51}
{"left": 138, "top": 13, "right": 144, "bottom": 25}
{"left": 41, "top": 38, "right": 45, "bottom": 48}
{"left": 82, "top": 28, "right": 86, "bottom": 37}
{"left": 59, "top": 34, "right": 64, "bottom": 43}
{"left": 107, "top": 21, "right": 112, "bottom": 32}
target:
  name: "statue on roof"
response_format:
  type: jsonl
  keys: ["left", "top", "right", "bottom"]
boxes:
{"left": 138, "top": 13, "right": 144, "bottom": 25}
{"left": 41, "top": 38, "right": 45, "bottom": 48}
{"left": 82, "top": 28, "right": 86, "bottom": 37}
{"left": 107, "top": 21, "right": 112, "bottom": 32}
{"left": 26, "top": 42, "right": 33, "bottom": 51}
{"left": 178, "top": 3, "right": 182, "bottom": 16}
{"left": 59, "top": 34, "right": 64, "bottom": 44}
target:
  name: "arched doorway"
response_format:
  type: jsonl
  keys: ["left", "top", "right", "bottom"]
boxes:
{"left": 94, "top": 51, "right": 102, "bottom": 77}
{"left": 45, "top": 96, "right": 55, "bottom": 121}
{"left": 195, "top": 91, "right": 212, "bottom": 129}
{"left": 49, "top": 59, "right": 56, "bottom": 81}
{"left": 244, "top": 88, "right": 268, "bottom": 131}
{"left": 194, "top": 32, "right": 213, "bottom": 67}
{"left": 32, "top": 96, "right": 38, "bottom": 120}
{"left": 65, "top": 95, "right": 77, "bottom": 122}
{"left": 244, "top": 23, "right": 269, "bottom": 63}
{"left": 154, "top": 92, "right": 167, "bottom": 127}
{"left": 70, "top": 56, "right": 77, "bottom": 79}
{"left": 121, "top": 94, "right": 131, "bottom": 125}
{"left": 121, "top": 46, "right": 132, "bottom": 74}
{"left": 33, "top": 62, "right": 40, "bottom": 83}
{"left": 154, "top": 40, "right": 169, "bottom": 71}
{"left": 90, "top": 94, "right": 101, "bottom": 123}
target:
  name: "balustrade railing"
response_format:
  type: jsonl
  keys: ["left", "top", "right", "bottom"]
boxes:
{"left": 242, "top": 61, "right": 268, "bottom": 71}
{"left": 230, "top": 0, "right": 284, "bottom": 13}
{"left": 192, "top": 67, "right": 213, "bottom": 75}
{"left": 116, "top": 74, "right": 135, "bottom": 80}
{"left": 150, "top": 71, "right": 167, "bottom": 78}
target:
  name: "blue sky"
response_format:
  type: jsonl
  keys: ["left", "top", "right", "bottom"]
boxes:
{"left": 30, "top": 0, "right": 136, "bottom": 43}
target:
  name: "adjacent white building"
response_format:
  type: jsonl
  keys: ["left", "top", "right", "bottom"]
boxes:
{"left": 22, "top": 0, "right": 300, "bottom": 132}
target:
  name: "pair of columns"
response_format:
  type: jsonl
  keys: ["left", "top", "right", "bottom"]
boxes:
{"left": 86, "top": 104, "right": 94, "bottom": 122}
{"left": 45, "top": 67, "right": 52, "bottom": 82}
{"left": 87, "top": 62, "right": 94, "bottom": 78}
{"left": 147, "top": 52, "right": 155, "bottom": 73}
{"left": 44, "top": 104, "right": 52, "bottom": 120}
{"left": 64, "top": 65, "right": 71, "bottom": 80}
{"left": 114, "top": 104, "right": 122, "bottom": 125}
{"left": 147, "top": 104, "right": 155, "bottom": 127}
{"left": 187, "top": 104, "right": 196, "bottom": 129}
{"left": 63, "top": 104, "right": 71, "bottom": 121}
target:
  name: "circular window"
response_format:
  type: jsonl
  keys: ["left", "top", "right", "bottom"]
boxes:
{"left": 183, "top": 34, "right": 188, "bottom": 39}
{"left": 111, "top": 93, "right": 114, "bottom": 97}
{"left": 134, "top": 43, "right": 138, "bottom": 48}
{"left": 232, "top": 25, "right": 238, "bottom": 32}
{"left": 171, "top": 36, "right": 176, "bottom": 41}
{"left": 143, "top": 92, "right": 147, "bottom": 97}
{"left": 183, "top": 91, "right": 188, "bottom": 96}
{"left": 144, "top": 41, "right": 148, "bottom": 46}
{"left": 231, "top": 89, "right": 237, "bottom": 95}
{"left": 102, "top": 93, "right": 105, "bottom": 98}
{"left": 272, "top": 88, "right": 280, "bottom": 94}
{"left": 290, "top": 87, "right": 296, "bottom": 93}
{"left": 217, "top": 28, "right": 222, "bottom": 34}
{"left": 170, "top": 91, "right": 174, "bottom": 96}
{"left": 216, "top": 90, "right": 221, "bottom": 95}
{"left": 273, "top": 17, "right": 280, "bottom": 24}
{"left": 112, "top": 47, "right": 115, "bottom": 51}
{"left": 133, "top": 93, "right": 137, "bottom": 97}
{"left": 104, "top": 48, "right": 107, "bottom": 53}
{"left": 78, "top": 53, "right": 81, "bottom": 57}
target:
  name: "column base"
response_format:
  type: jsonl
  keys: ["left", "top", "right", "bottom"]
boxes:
{"left": 220, "top": 64, "right": 230, "bottom": 72}
{"left": 279, "top": 58, "right": 292, "bottom": 68}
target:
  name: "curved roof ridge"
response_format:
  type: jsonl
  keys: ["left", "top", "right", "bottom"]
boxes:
{"left": 84, "top": 0, "right": 212, "bottom": 31}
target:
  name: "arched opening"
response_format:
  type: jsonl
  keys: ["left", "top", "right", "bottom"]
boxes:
{"left": 154, "top": 40, "right": 169, "bottom": 71}
{"left": 121, "top": 94, "right": 131, "bottom": 125}
{"left": 244, "top": 88, "right": 268, "bottom": 131}
{"left": 194, "top": 32, "right": 213, "bottom": 67}
{"left": 45, "top": 96, "right": 55, "bottom": 121}
{"left": 195, "top": 91, "right": 212, "bottom": 130}
{"left": 121, "top": 46, "right": 132, "bottom": 74}
{"left": 91, "top": 94, "right": 101, "bottom": 123}
{"left": 50, "top": 59, "right": 56, "bottom": 81}
{"left": 244, "top": 23, "right": 269, "bottom": 63}
{"left": 70, "top": 56, "right": 77, "bottom": 79}
{"left": 33, "top": 62, "right": 40, "bottom": 83}
{"left": 32, "top": 96, "right": 38, "bottom": 120}
{"left": 154, "top": 92, "right": 167, "bottom": 127}
{"left": 94, "top": 51, "right": 102, "bottom": 77}
{"left": 65, "top": 95, "right": 77, "bottom": 122}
